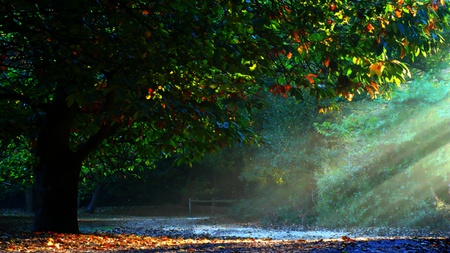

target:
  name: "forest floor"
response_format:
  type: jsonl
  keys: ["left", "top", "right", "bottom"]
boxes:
{"left": 0, "top": 206, "right": 449, "bottom": 252}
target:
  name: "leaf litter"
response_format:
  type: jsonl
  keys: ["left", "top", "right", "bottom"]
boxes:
{"left": 0, "top": 209, "right": 449, "bottom": 252}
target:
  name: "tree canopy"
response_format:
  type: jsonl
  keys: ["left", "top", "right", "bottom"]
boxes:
{"left": 0, "top": 0, "right": 449, "bottom": 233}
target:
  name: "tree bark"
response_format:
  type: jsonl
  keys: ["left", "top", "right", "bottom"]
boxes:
{"left": 85, "top": 184, "right": 103, "bottom": 214}
{"left": 33, "top": 87, "right": 82, "bottom": 233}
{"left": 33, "top": 152, "right": 82, "bottom": 233}
{"left": 32, "top": 86, "right": 117, "bottom": 233}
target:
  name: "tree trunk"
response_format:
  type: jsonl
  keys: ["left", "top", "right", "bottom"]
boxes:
{"left": 34, "top": 152, "right": 81, "bottom": 233}
{"left": 33, "top": 87, "right": 82, "bottom": 233}
{"left": 85, "top": 184, "right": 103, "bottom": 214}
{"left": 32, "top": 86, "right": 116, "bottom": 233}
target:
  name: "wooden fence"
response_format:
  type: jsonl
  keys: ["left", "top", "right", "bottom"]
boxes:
{"left": 188, "top": 198, "right": 237, "bottom": 216}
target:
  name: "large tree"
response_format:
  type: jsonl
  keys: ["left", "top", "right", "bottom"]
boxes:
{"left": 0, "top": 0, "right": 448, "bottom": 233}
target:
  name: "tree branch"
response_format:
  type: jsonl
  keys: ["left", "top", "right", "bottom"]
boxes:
{"left": 75, "top": 64, "right": 123, "bottom": 159}
{"left": 0, "top": 90, "right": 50, "bottom": 111}
{"left": 76, "top": 122, "right": 121, "bottom": 161}
{"left": 0, "top": 92, "right": 32, "bottom": 104}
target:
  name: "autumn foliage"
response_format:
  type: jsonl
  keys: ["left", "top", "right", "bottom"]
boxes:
{"left": 1, "top": 231, "right": 449, "bottom": 252}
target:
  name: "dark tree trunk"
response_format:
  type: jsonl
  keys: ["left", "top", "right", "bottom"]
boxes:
{"left": 32, "top": 87, "right": 117, "bottom": 233}
{"left": 33, "top": 87, "right": 82, "bottom": 233}
{"left": 33, "top": 152, "right": 82, "bottom": 233}
{"left": 85, "top": 184, "right": 103, "bottom": 214}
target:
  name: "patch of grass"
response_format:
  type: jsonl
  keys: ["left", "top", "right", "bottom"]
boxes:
{"left": 0, "top": 216, "right": 33, "bottom": 233}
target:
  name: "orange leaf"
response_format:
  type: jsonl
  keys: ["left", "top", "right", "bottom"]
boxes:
{"left": 323, "top": 56, "right": 330, "bottom": 67}
{"left": 344, "top": 92, "right": 354, "bottom": 101}
{"left": 401, "top": 38, "right": 408, "bottom": 46}
{"left": 367, "top": 80, "right": 379, "bottom": 99}
{"left": 330, "top": 4, "right": 337, "bottom": 11}
{"left": 291, "top": 30, "right": 300, "bottom": 43}
{"left": 367, "top": 87, "right": 375, "bottom": 99}
{"left": 370, "top": 80, "right": 379, "bottom": 92}
{"left": 305, "top": 73, "right": 317, "bottom": 84}
{"left": 369, "top": 62, "right": 384, "bottom": 77}
{"left": 297, "top": 44, "right": 308, "bottom": 54}
{"left": 342, "top": 236, "right": 356, "bottom": 242}
{"left": 285, "top": 84, "right": 292, "bottom": 92}
{"left": 142, "top": 10, "right": 149, "bottom": 15}
{"left": 270, "top": 84, "right": 282, "bottom": 95}
{"left": 366, "top": 23, "right": 375, "bottom": 33}
{"left": 286, "top": 52, "right": 292, "bottom": 59}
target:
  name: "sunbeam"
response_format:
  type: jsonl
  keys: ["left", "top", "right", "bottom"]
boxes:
{"left": 316, "top": 75, "right": 450, "bottom": 228}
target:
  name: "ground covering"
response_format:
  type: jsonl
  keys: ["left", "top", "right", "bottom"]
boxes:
{"left": 1, "top": 232, "right": 448, "bottom": 252}
{"left": 0, "top": 207, "right": 448, "bottom": 252}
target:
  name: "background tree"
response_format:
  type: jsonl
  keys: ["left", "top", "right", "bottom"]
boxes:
{"left": 0, "top": 139, "right": 34, "bottom": 210}
{"left": 0, "top": 0, "right": 449, "bottom": 233}
{"left": 80, "top": 139, "right": 152, "bottom": 214}
{"left": 314, "top": 69, "right": 450, "bottom": 228}
{"left": 225, "top": 50, "right": 450, "bottom": 229}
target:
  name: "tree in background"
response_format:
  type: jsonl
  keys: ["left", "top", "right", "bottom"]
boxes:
{"left": 79, "top": 139, "right": 151, "bottom": 213}
{"left": 314, "top": 70, "right": 450, "bottom": 228}
{"left": 232, "top": 92, "right": 322, "bottom": 225}
{"left": 0, "top": 140, "right": 34, "bottom": 210}
{"left": 0, "top": 0, "right": 449, "bottom": 233}
{"left": 186, "top": 146, "right": 247, "bottom": 200}
{"left": 312, "top": 41, "right": 450, "bottom": 228}
{"left": 230, "top": 51, "right": 450, "bottom": 228}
